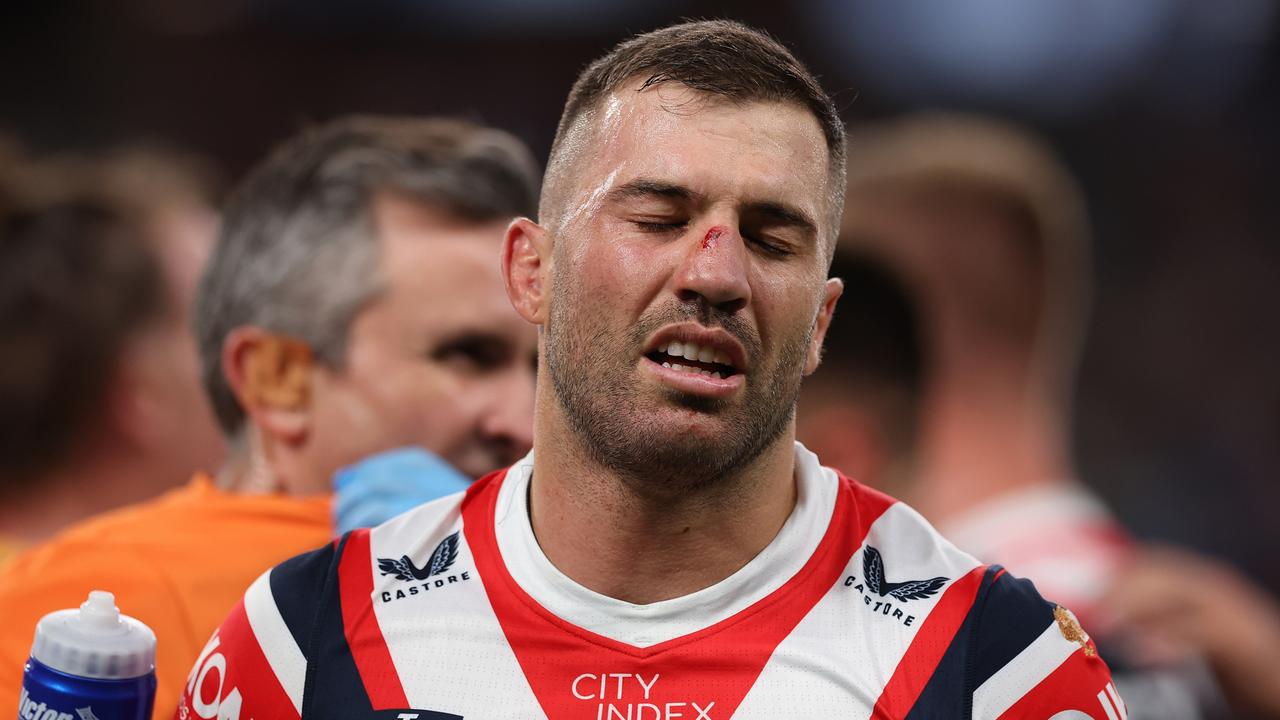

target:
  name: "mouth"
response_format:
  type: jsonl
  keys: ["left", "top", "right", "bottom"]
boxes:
{"left": 638, "top": 326, "right": 748, "bottom": 399}
{"left": 644, "top": 340, "right": 740, "bottom": 380}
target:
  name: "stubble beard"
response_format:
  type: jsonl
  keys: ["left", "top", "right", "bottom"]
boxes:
{"left": 544, "top": 278, "right": 813, "bottom": 498}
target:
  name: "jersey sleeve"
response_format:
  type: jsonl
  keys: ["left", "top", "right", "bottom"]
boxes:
{"left": 175, "top": 540, "right": 337, "bottom": 720}
{"left": 969, "top": 569, "right": 1127, "bottom": 719}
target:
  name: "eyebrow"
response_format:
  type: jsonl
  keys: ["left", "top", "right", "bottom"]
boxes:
{"left": 607, "top": 177, "right": 819, "bottom": 235}
{"left": 606, "top": 178, "right": 693, "bottom": 204}
{"left": 747, "top": 200, "right": 818, "bottom": 236}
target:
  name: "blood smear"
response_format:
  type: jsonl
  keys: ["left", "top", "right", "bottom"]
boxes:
{"left": 702, "top": 225, "right": 728, "bottom": 249}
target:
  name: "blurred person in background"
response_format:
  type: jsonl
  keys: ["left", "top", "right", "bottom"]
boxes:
{"left": 797, "top": 249, "right": 925, "bottom": 492}
{"left": 1103, "top": 544, "right": 1280, "bottom": 720}
{"left": 831, "top": 112, "right": 1116, "bottom": 625}
{"left": 0, "top": 115, "right": 540, "bottom": 717}
{"left": 0, "top": 145, "right": 225, "bottom": 565}
{"left": 805, "top": 111, "right": 1280, "bottom": 719}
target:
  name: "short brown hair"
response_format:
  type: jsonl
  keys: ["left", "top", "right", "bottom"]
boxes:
{"left": 542, "top": 20, "right": 846, "bottom": 233}
{"left": 842, "top": 113, "right": 1092, "bottom": 405}
{"left": 0, "top": 147, "right": 218, "bottom": 488}
{"left": 196, "top": 116, "right": 541, "bottom": 436}
{"left": 0, "top": 199, "right": 164, "bottom": 486}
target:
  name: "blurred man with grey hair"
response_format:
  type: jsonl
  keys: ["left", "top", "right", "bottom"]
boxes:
{"left": 0, "top": 116, "right": 541, "bottom": 717}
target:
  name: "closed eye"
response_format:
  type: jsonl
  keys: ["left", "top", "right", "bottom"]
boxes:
{"left": 744, "top": 232, "right": 794, "bottom": 257}
{"left": 634, "top": 219, "right": 687, "bottom": 233}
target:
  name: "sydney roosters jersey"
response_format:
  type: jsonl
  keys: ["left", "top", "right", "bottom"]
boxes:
{"left": 176, "top": 445, "right": 1125, "bottom": 719}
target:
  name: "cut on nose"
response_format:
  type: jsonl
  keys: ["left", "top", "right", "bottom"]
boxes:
{"left": 674, "top": 225, "right": 751, "bottom": 312}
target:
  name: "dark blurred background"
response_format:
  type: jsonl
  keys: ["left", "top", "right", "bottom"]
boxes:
{"left": 2, "top": 0, "right": 1277, "bottom": 589}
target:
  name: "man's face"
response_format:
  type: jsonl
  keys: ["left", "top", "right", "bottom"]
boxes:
{"left": 309, "top": 195, "right": 537, "bottom": 483}
{"left": 541, "top": 84, "right": 840, "bottom": 488}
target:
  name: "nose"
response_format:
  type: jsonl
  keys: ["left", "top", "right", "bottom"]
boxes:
{"left": 671, "top": 222, "right": 752, "bottom": 314}
{"left": 477, "top": 364, "right": 535, "bottom": 462}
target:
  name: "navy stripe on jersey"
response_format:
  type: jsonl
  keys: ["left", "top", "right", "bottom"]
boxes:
{"left": 300, "top": 532, "right": 379, "bottom": 718}
{"left": 968, "top": 567, "right": 1058, "bottom": 691}
{"left": 902, "top": 566, "right": 1061, "bottom": 719}
{"left": 902, "top": 566, "right": 1001, "bottom": 720}
{"left": 269, "top": 540, "right": 338, "bottom": 660}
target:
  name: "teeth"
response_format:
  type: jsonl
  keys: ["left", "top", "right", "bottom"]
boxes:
{"left": 660, "top": 360, "right": 724, "bottom": 380}
{"left": 655, "top": 339, "right": 734, "bottom": 372}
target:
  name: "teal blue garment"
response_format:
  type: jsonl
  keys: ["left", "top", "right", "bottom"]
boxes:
{"left": 333, "top": 447, "right": 471, "bottom": 534}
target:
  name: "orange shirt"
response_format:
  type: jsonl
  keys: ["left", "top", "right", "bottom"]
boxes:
{"left": 0, "top": 475, "right": 332, "bottom": 719}
{"left": 0, "top": 536, "right": 22, "bottom": 571}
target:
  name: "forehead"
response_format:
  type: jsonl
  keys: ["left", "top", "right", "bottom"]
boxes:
{"left": 569, "top": 82, "right": 831, "bottom": 223}
{"left": 370, "top": 194, "right": 519, "bottom": 329}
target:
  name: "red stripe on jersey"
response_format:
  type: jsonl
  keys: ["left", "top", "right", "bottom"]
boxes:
{"left": 870, "top": 565, "right": 987, "bottom": 720}
{"left": 174, "top": 602, "right": 300, "bottom": 720}
{"left": 996, "top": 641, "right": 1120, "bottom": 719}
{"left": 338, "top": 528, "right": 410, "bottom": 709}
{"left": 463, "top": 472, "right": 893, "bottom": 719}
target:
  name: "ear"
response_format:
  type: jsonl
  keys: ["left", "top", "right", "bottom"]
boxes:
{"left": 804, "top": 277, "right": 844, "bottom": 375}
{"left": 221, "top": 327, "right": 315, "bottom": 445}
{"left": 502, "top": 217, "right": 552, "bottom": 325}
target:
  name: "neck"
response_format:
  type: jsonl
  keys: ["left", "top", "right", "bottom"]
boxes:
{"left": 529, "top": 402, "right": 799, "bottom": 604}
{"left": 0, "top": 452, "right": 186, "bottom": 544}
{"left": 215, "top": 430, "right": 290, "bottom": 495}
{"left": 905, "top": 351, "right": 1073, "bottom": 524}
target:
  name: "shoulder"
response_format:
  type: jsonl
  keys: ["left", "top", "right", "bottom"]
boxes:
{"left": 172, "top": 486, "right": 478, "bottom": 720}
{"left": 834, "top": 469, "right": 984, "bottom": 585}
{"left": 175, "top": 540, "right": 341, "bottom": 720}
{"left": 967, "top": 569, "right": 1124, "bottom": 719}
{"left": 825, "top": 471, "right": 1124, "bottom": 719}
{"left": 0, "top": 535, "right": 183, "bottom": 650}
{"left": 0, "top": 539, "right": 184, "bottom": 713}
{"left": 4, "top": 485, "right": 192, "bottom": 558}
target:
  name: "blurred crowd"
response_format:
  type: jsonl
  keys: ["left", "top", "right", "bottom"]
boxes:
{"left": 2, "top": 4, "right": 1278, "bottom": 719}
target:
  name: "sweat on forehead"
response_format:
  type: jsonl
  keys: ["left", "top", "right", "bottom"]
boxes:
{"left": 538, "top": 19, "right": 847, "bottom": 231}
{"left": 541, "top": 83, "right": 840, "bottom": 239}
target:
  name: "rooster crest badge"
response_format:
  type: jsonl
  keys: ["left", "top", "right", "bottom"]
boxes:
{"left": 378, "top": 531, "right": 460, "bottom": 582}
{"left": 862, "top": 546, "right": 949, "bottom": 601}
{"left": 1054, "top": 605, "right": 1096, "bottom": 657}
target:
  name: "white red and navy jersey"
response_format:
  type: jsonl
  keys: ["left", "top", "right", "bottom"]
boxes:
{"left": 176, "top": 445, "right": 1125, "bottom": 719}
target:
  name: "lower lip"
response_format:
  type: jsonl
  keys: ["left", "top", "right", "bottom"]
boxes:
{"left": 640, "top": 356, "right": 745, "bottom": 398}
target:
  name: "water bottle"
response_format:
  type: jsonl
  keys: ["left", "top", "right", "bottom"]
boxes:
{"left": 17, "top": 591, "right": 156, "bottom": 720}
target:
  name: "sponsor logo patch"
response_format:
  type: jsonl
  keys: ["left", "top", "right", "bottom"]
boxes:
{"left": 379, "top": 531, "right": 460, "bottom": 581}
{"left": 377, "top": 531, "right": 472, "bottom": 603}
{"left": 843, "top": 545, "right": 950, "bottom": 627}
